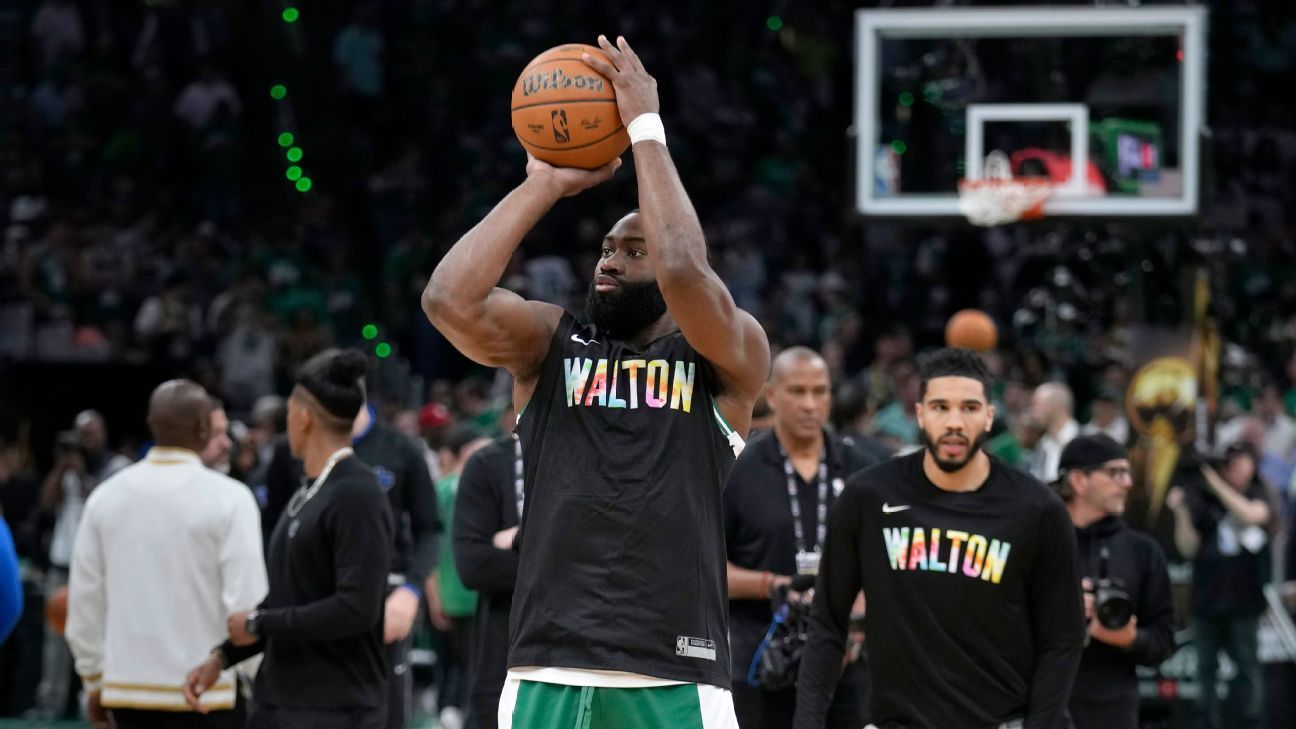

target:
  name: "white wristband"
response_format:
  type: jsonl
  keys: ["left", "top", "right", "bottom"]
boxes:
{"left": 627, "top": 113, "right": 666, "bottom": 147}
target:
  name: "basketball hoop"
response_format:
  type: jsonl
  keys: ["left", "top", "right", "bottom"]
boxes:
{"left": 958, "top": 151, "right": 1053, "bottom": 226}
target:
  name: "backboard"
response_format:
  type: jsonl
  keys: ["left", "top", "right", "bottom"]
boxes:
{"left": 855, "top": 6, "right": 1207, "bottom": 218}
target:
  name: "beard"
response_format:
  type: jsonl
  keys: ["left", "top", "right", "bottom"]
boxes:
{"left": 584, "top": 278, "right": 667, "bottom": 337}
{"left": 919, "top": 428, "right": 990, "bottom": 473}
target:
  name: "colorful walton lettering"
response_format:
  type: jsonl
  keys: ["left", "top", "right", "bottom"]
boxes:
{"left": 563, "top": 357, "right": 695, "bottom": 411}
{"left": 882, "top": 527, "right": 1012, "bottom": 584}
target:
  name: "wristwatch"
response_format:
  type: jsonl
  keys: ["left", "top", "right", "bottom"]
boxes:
{"left": 245, "top": 610, "right": 263, "bottom": 639}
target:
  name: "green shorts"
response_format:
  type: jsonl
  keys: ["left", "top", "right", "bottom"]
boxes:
{"left": 499, "top": 677, "right": 738, "bottom": 729}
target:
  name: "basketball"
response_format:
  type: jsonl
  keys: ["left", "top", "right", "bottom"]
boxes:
{"left": 511, "top": 44, "right": 629, "bottom": 170}
{"left": 945, "top": 309, "right": 999, "bottom": 352}
{"left": 46, "top": 585, "right": 68, "bottom": 636}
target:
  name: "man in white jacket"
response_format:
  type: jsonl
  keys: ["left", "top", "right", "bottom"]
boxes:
{"left": 67, "top": 380, "right": 267, "bottom": 729}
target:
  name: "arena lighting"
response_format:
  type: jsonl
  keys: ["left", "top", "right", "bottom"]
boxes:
{"left": 891, "top": 140, "right": 908, "bottom": 155}
{"left": 282, "top": 7, "right": 299, "bottom": 23}
{"left": 375, "top": 342, "right": 392, "bottom": 358}
{"left": 766, "top": 16, "right": 783, "bottom": 31}
{"left": 277, "top": 132, "right": 294, "bottom": 147}
{"left": 286, "top": 147, "right": 303, "bottom": 162}
{"left": 270, "top": 84, "right": 287, "bottom": 100}
{"left": 362, "top": 324, "right": 378, "bottom": 340}
{"left": 295, "top": 177, "right": 313, "bottom": 192}
{"left": 285, "top": 166, "right": 303, "bottom": 181}
{"left": 899, "top": 91, "right": 915, "bottom": 107}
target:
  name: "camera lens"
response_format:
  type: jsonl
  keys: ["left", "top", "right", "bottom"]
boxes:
{"left": 1095, "top": 587, "right": 1134, "bottom": 630}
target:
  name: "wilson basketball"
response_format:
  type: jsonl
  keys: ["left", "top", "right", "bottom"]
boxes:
{"left": 511, "top": 44, "right": 629, "bottom": 169}
{"left": 945, "top": 309, "right": 999, "bottom": 352}
{"left": 46, "top": 585, "right": 68, "bottom": 636}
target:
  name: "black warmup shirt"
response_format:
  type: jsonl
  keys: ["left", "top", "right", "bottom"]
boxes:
{"left": 452, "top": 437, "right": 521, "bottom": 702}
{"left": 261, "top": 414, "right": 441, "bottom": 586}
{"left": 224, "top": 456, "right": 394, "bottom": 709}
{"left": 794, "top": 452, "right": 1084, "bottom": 729}
{"left": 511, "top": 313, "right": 740, "bottom": 688}
{"left": 1069, "top": 516, "right": 1176, "bottom": 729}
{"left": 723, "top": 428, "right": 874, "bottom": 678}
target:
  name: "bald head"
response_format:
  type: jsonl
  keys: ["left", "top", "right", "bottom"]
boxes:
{"left": 1030, "top": 382, "right": 1074, "bottom": 433}
{"left": 148, "top": 380, "right": 212, "bottom": 451}
{"left": 770, "top": 346, "right": 829, "bottom": 385}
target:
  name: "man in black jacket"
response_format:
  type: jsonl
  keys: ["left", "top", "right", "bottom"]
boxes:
{"left": 452, "top": 436, "right": 522, "bottom": 729}
{"left": 1056, "top": 435, "right": 1176, "bottom": 729}
{"left": 724, "top": 347, "right": 872, "bottom": 729}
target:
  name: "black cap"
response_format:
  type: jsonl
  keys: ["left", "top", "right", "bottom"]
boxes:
{"left": 1058, "top": 434, "right": 1127, "bottom": 474}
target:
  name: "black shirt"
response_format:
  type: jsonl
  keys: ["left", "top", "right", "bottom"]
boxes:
{"left": 794, "top": 451, "right": 1084, "bottom": 729}
{"left": 261, "top": 414, "right": 441, "bottom": 586}
{"left": 1069, "top": 516, "right": 1176, "bottom": 729}
{"left": 224, "top": 456, "right": 393, "bottom": 709}
{"left": 1185, "top": 479, "right": 1270, "bottom": 617}
{"left": 723, "top": 428, "right": 873, "bottom": 678}
{"left": 511, "top": 313, "right": 739, "bottom": 688}
{"left": 452, "top": 437, "right": 521, "bottom": 702}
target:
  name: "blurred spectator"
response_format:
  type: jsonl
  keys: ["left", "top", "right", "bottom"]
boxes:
{"left": 30, "top": 411, "right": 130, "bottom": 720}
{"left": 29, "top": 0, "right": 84, "bottom": 72}
{"left": 1167, "top": 446, "right": 1279, "bottom": 729}
{"left": 200, "top": 397, "right": 233, "bottom": 475}
{"left": 134, "top": 271, "right": 202, "bottom": 364}
{"left": 333, "top": 5, "right": 384, "bottom": 100}
{"left": 1081, "top": 389, "right": 1130, "bottom": 446}
{"left": 173, "top": 61, "right": 240, "bottom": 132}
{"left": 872, "top": 360, "right": 920, "bottom": 448}
{"left": 987, "top": 411, "right": 1045, "bottom": 471}
{"left": 427, "top": 425, "right": 488, "bottom": 729}
{"left": 1030, "top": 382, "right": 1079, "bottom": 483}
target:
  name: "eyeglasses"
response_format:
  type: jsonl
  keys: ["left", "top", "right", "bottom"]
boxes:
{"left": 1092, "top": 465, "right": 1132, "bottom": 480}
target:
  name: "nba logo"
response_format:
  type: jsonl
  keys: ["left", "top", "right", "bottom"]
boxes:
{"left": 551, "top": 110, "right": 571, "bottom": 143}
{"left": 676, "top": 637, "right": 687, "bottom": 656}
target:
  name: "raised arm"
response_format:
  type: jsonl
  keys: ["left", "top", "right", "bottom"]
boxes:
{"left": 583, "top": 36, "right": 770, "bottom": 428}
{"left": 421, "top": 158, "right": 620, "bottom": 386}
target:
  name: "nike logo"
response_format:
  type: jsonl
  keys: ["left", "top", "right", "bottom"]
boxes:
{"left": 571, "top": 334, "right": 599, "bottom": 346}
{"left": 882, "top": 503, "right": 911, "bottom": 514}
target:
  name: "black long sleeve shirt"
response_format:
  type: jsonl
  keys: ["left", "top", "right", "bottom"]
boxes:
{"left": 1069, "top": 516, "right": 1176, "bottom": 729}
{"left": 223, "top": 456, "right": 393, "bottom": 709}
{"left": 452, "top": 437, "right": 520, "bottom": 701}
{"left": 260, "top": 413, "right": 441, "bottom": 586}
{"left": 794, "top": 452, "right": 1084, "bottom": 729}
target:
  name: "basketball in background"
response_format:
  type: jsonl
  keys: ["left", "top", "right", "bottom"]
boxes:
{"left": 945, "top": 309, "right": 999, "bottom": 352}
{"left": 511, "top": 44, "right": 629, "bottom": 169}
{"left": 46, "top": 585, "right": 68, "bottom": 636}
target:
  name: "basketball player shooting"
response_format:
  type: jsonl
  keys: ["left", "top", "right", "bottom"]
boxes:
{"left": 422, "top": 34, "right": 769, "bottom": 729}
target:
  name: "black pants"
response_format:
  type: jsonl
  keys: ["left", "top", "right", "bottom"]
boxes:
{"left": 732, "top": 659, "right": 870, "bottom": 729}
{"left": 247, "top": 701, "right": 386, "bottom": 729}
{"left": 113, "top": 705, "right": 245, "bottom": 729}
{"left": 471, "top": 692, "right": 501, "bottom": 729}
{"left": 385, "top": 633, "right": 413, "bottom": 729}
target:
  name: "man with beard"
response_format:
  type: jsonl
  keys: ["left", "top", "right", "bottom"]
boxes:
{"left": 794, "top": 349, "right": 1084, "bottom": 729}
{"left": 422, "top": 35, "right": 769, "bottom": 729}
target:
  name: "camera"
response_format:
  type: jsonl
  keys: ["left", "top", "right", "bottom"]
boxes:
{"left": 1094, "top": 545, "right": 1133, "bottom": 630}
{"left": 55, "top": 430, "right": 83, "bottom": 453}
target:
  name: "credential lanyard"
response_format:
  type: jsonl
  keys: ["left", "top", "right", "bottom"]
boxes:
{"left": 778, "top": 444, "right": 829, "bottom": 554}
{"left": 513, "top": 435, "right": 525, "bottom": 520}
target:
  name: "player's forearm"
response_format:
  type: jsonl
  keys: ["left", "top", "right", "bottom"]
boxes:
{"left": 422, "top": 176, "right": 562, "bottom": 315}
{"left": 1024, "top": 639, "right": 1083, "bottom": 729}
{"left": 631, "top": 141, "right": 709, "bottom": 278}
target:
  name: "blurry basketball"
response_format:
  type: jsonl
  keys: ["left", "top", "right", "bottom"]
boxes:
{"left": 46, "top": 585, "right": 68, "bottom": 636}
{"left": 945, "top": 309, "right": 998, "bottom": 352}
{"left": 511, "top": 44, "right": 629, "bottom": 169}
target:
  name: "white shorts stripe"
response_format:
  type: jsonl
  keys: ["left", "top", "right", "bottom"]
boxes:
{"left": 696, "top": 684, "right": 739, "bottom": 729}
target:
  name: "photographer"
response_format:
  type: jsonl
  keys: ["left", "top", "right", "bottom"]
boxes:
{"left": 31, "top": 411, "right": 130, "bottom": 721}
{"left": 1056, "top": 435, "right": 1175, "bottom": 729}
{"left": 1166, "top": 443, "right": 1276, "bottom": 729}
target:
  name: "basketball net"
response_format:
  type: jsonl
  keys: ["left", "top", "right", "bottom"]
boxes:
{"left": 958, "top": 151, "right": 1053, "bottom": 226}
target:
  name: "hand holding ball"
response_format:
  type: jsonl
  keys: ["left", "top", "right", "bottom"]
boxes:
{"left": 511, "top": 44, "right": 630, "bottom": 169}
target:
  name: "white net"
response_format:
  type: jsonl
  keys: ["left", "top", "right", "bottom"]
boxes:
{"left": 958, "top": 151, "right": 1054, "bottom": 226}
